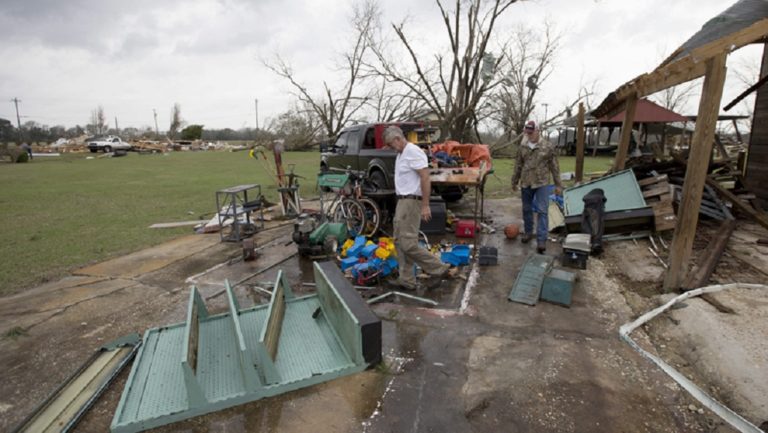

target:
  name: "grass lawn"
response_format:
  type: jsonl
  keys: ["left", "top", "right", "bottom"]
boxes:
{"left": 0, "top": 151, "right": 614, "bottom": 295}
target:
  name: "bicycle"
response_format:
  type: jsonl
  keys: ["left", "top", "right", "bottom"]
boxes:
{"left": 317, "top": 170, "right": 382, "bottom": 237}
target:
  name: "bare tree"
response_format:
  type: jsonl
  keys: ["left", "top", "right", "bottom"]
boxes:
{"left": 90, "top": 105, "right": 108, "bottom": 136}
{"left": 368, "top": 0, "right": 520, "bottom": 142}
{"left": 169, "top": 103, "right": 182, "bottom": 140}
{"left": 486, "top": 23, "right": 559, "bottom": 140}
{"left": 653, "top": 81, "right": 698, "bottom": 113}
{"left": 265, "top": 0, "right": 377, "bottom": 139}
{"left": 266, "top": 103, "right": 323, "bottom": 150}
{"left": 368, "top": 77, "right": 428, "bottom": 122}
{"left": 728, "top": 55, "right": 761, "bottom": 133}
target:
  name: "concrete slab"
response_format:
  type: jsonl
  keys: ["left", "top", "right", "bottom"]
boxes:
{"left": 2, "top": 197, "right": 761, "bottom": 433}
{"left": 75, "top": 234, "right": 221, "bottom": 279}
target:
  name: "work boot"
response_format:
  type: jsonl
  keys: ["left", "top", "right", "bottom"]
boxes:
{"left": 425, "top": 264, "right": 453, "bottom": 289}
{"left": 387, "top": 278, "right": 419, "bottom": 291}
{"left": 521, "top": 233, "right": 533, "bottom": 244}
{"left": 536, "top": 244, "right": 546, "bottom": 254}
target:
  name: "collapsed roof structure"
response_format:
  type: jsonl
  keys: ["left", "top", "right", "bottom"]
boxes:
{"left": 592, "top": 0, "right": 768, "bottom": 290}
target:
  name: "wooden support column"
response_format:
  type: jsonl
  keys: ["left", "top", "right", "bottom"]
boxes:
{"left": 663, "top": 53, "right": 728, "bottom": 291}
{"left": 613, "top": 93, "right": 638, "bottom": 171}
{"left": 575, "top": 103, "right": 586, "bottom": 182}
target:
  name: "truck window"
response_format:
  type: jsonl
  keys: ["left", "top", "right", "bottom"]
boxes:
{"left": 113, "top": 138, "right": 119, "bottom": 143}
{"left": 346, "top": 131, "right": 360, "bottom": 154}
{"left": 362, "top": 128, "right": 375, "bottom": 149}
{"left": 334, "top": 132, "right": 349, "bottom": 150}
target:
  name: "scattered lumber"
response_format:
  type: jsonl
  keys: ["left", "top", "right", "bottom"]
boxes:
{"left": 682, "top": 218, "right": 736, "bottom": 291}
{"left": 149, "top": 221, "right": 203, "bottom": 229}
{"left": 706, "top": 176, "right": 768, "bottom": 231}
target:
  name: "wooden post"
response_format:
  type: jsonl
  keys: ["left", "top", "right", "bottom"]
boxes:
{"left": 613, "top": 93, "right": 638, "bottom": 171}
{"left": 663, "top": 53, "right": 728, "bottom": 291}
{"left": 575, "top": 103, "right": 586, "bottom": 182}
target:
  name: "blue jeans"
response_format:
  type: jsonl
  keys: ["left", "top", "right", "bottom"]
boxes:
{"left": 521, "top": 186, "right": 550, "bottom": 246}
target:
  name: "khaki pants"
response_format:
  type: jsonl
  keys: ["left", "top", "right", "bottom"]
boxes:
{"left": 393, "top": 198, "right": 448, "bottom": 285}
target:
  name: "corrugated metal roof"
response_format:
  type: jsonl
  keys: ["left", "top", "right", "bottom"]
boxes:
{"left": 664, "top": 0, "right": 768, "bottom": 65}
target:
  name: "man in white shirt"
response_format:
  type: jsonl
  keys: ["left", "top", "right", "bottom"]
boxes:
{"left": 383, "top": 126, "right": 451, "bottom": 290}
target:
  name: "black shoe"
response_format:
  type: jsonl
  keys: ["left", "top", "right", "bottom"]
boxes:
{"left": 385, "top": 278, "right": 419, "bottom": 291}
{"left": 536, "top": 245, "right": 546, "bottom": 254}
{"left": 521, "top": 233, "right": 533, "bottom": 244}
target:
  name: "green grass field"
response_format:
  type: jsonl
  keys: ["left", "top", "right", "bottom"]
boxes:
{"left": 0, "top": 151, "right": 613, "bottom": 294}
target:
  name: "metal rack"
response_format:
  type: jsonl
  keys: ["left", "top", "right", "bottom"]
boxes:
{"left": 215, "top": 184, "right": 264, "bottom": 242}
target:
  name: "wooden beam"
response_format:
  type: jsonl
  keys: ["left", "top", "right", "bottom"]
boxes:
{"left": 575, "top": 103, "right": 586, "bottom": 182}
{"left": 612, "top": 93, "right": 638, "bottom": 172}
{"left": 706, "top": 176, "right": 768, "bottom": 230}
{"left": 635, "top": 60, "right": 708, "bottom": 101}
{"left": 664, "top": 53, "right": 728, "bottom": 291}
{"left": 594, "top": 18, "right": 768, "bottom": 118}
{"left": 682, "top": 218, "right": 736, "bottom": 290}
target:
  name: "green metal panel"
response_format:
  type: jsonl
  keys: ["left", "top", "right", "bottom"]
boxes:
{"left": 313, "top": 263, "right": 362, "bottom": 364}
{"left": 508, "top": 253, "right": 554, "bottom": 305}
{"left": 563, "top": 169, "right": 646, "bottom": 216}
{"left": 541, "top": 268, "right": 577, "bottom": 307}
{"left": 111, "top": 264, "right": 377, "bottom": 433}
{"left": 317, "top": 173, "right": 349, "bottom": 188}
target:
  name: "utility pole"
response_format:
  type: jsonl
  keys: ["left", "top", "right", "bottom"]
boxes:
{"left": 153, "top": 109, "right": 159, "bottom": 137}
{"left": 254, "top": 98, "right": 259, "bottom": 130}
{"left": 115, "top": 116, "right": 119, "bottom": 135}
{"left": 11, "top": 98, "right": 23, "bottom": 143}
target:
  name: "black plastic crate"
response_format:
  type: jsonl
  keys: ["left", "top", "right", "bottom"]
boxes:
{"left": 478, "top": 246, "right": 498, "bottom": 265}
{"left": 561, "top": 248, "right": 588, "bottom": 270}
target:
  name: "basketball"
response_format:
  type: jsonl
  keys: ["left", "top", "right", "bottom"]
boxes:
{"left": 504, "top": 224, "right": 520, "bottom": 239}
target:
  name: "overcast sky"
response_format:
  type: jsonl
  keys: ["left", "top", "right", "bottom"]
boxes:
{"left": 0, "top": 0, "right": 761, "bottom": 131}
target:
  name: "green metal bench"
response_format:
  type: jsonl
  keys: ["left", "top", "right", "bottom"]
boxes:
{"left": 111, "top": 262, "right": 381, "bottom": 433}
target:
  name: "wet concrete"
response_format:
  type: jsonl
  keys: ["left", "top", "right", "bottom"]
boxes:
{"left": 0, "top": 198, "right": 742, "bottom": 432}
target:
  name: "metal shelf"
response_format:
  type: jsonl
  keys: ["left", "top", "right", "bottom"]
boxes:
{"left": 215, "top": 184, "right": 264, "bottom": 242}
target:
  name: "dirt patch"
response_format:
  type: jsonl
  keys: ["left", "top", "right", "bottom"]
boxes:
{"left": 595, "top": 222, "right": 768, "bottom": 429}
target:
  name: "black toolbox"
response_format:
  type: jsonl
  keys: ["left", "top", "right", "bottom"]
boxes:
{"left": 419, "top": 197, "right": 447, "bottom": 234}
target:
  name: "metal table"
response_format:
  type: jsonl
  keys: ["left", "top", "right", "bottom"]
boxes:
{"left": 215, "top": 184, "right": 264, "bottom": 242}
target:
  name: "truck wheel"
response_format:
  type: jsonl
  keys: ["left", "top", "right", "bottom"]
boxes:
{"left": 369, "top": 170, "right": 387, "bottom": 190}
{"left": 104, "top": 145, "right": 112, "bottom": 153}
{"left": 89, "top": 148, "right": 97, "bottom": 153}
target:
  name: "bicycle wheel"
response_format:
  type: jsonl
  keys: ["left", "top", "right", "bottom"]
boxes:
{"left": 333, "top": 198, "right": 367, "bottom": 236}
{"left": 358, "top": 197, "right": 381, "bottom": 237}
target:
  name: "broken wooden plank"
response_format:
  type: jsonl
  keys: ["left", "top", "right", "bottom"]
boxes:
{"left": 638, "top": 174, "right": 669, "bottom": 187}
{"left": 642, "top": 184, "right": 672, "bottom": 199}
{"left": 149, "top": 221, "right": 203, "bottom": 229}
{"left": 705, "top": 176, "right": 768, "bottom": 230}
{"left": 682, "top": 218, "right": 737, "bottom": 291}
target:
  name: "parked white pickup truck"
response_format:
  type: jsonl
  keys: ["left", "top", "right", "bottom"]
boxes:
{"left": 87, "top": 135, "right": 132, "bottom": 153}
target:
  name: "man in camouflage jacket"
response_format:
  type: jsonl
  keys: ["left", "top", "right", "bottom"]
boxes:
{"left": 511, "top": 120, "right": 562, "bottom": 254}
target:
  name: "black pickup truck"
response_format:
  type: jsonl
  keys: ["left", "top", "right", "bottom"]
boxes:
{"left": 320, "top": 122, "right": 464, "bottom": 201}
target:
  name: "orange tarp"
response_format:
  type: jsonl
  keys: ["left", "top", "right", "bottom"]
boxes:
{"left": 430, "top": 141, "right": 492, "bottom": 170}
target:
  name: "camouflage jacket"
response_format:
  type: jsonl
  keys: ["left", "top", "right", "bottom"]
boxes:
{"left": 511, "top": 138, "right": 562, "bottom": 189}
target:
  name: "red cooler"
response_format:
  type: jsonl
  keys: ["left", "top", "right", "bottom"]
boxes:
{"left": 456, "top": 219, "right": 476, "bottom": 238}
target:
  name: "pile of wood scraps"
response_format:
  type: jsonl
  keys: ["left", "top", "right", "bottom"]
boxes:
{"left": 637, "top": 174, "right": 676, "bottom": 232}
